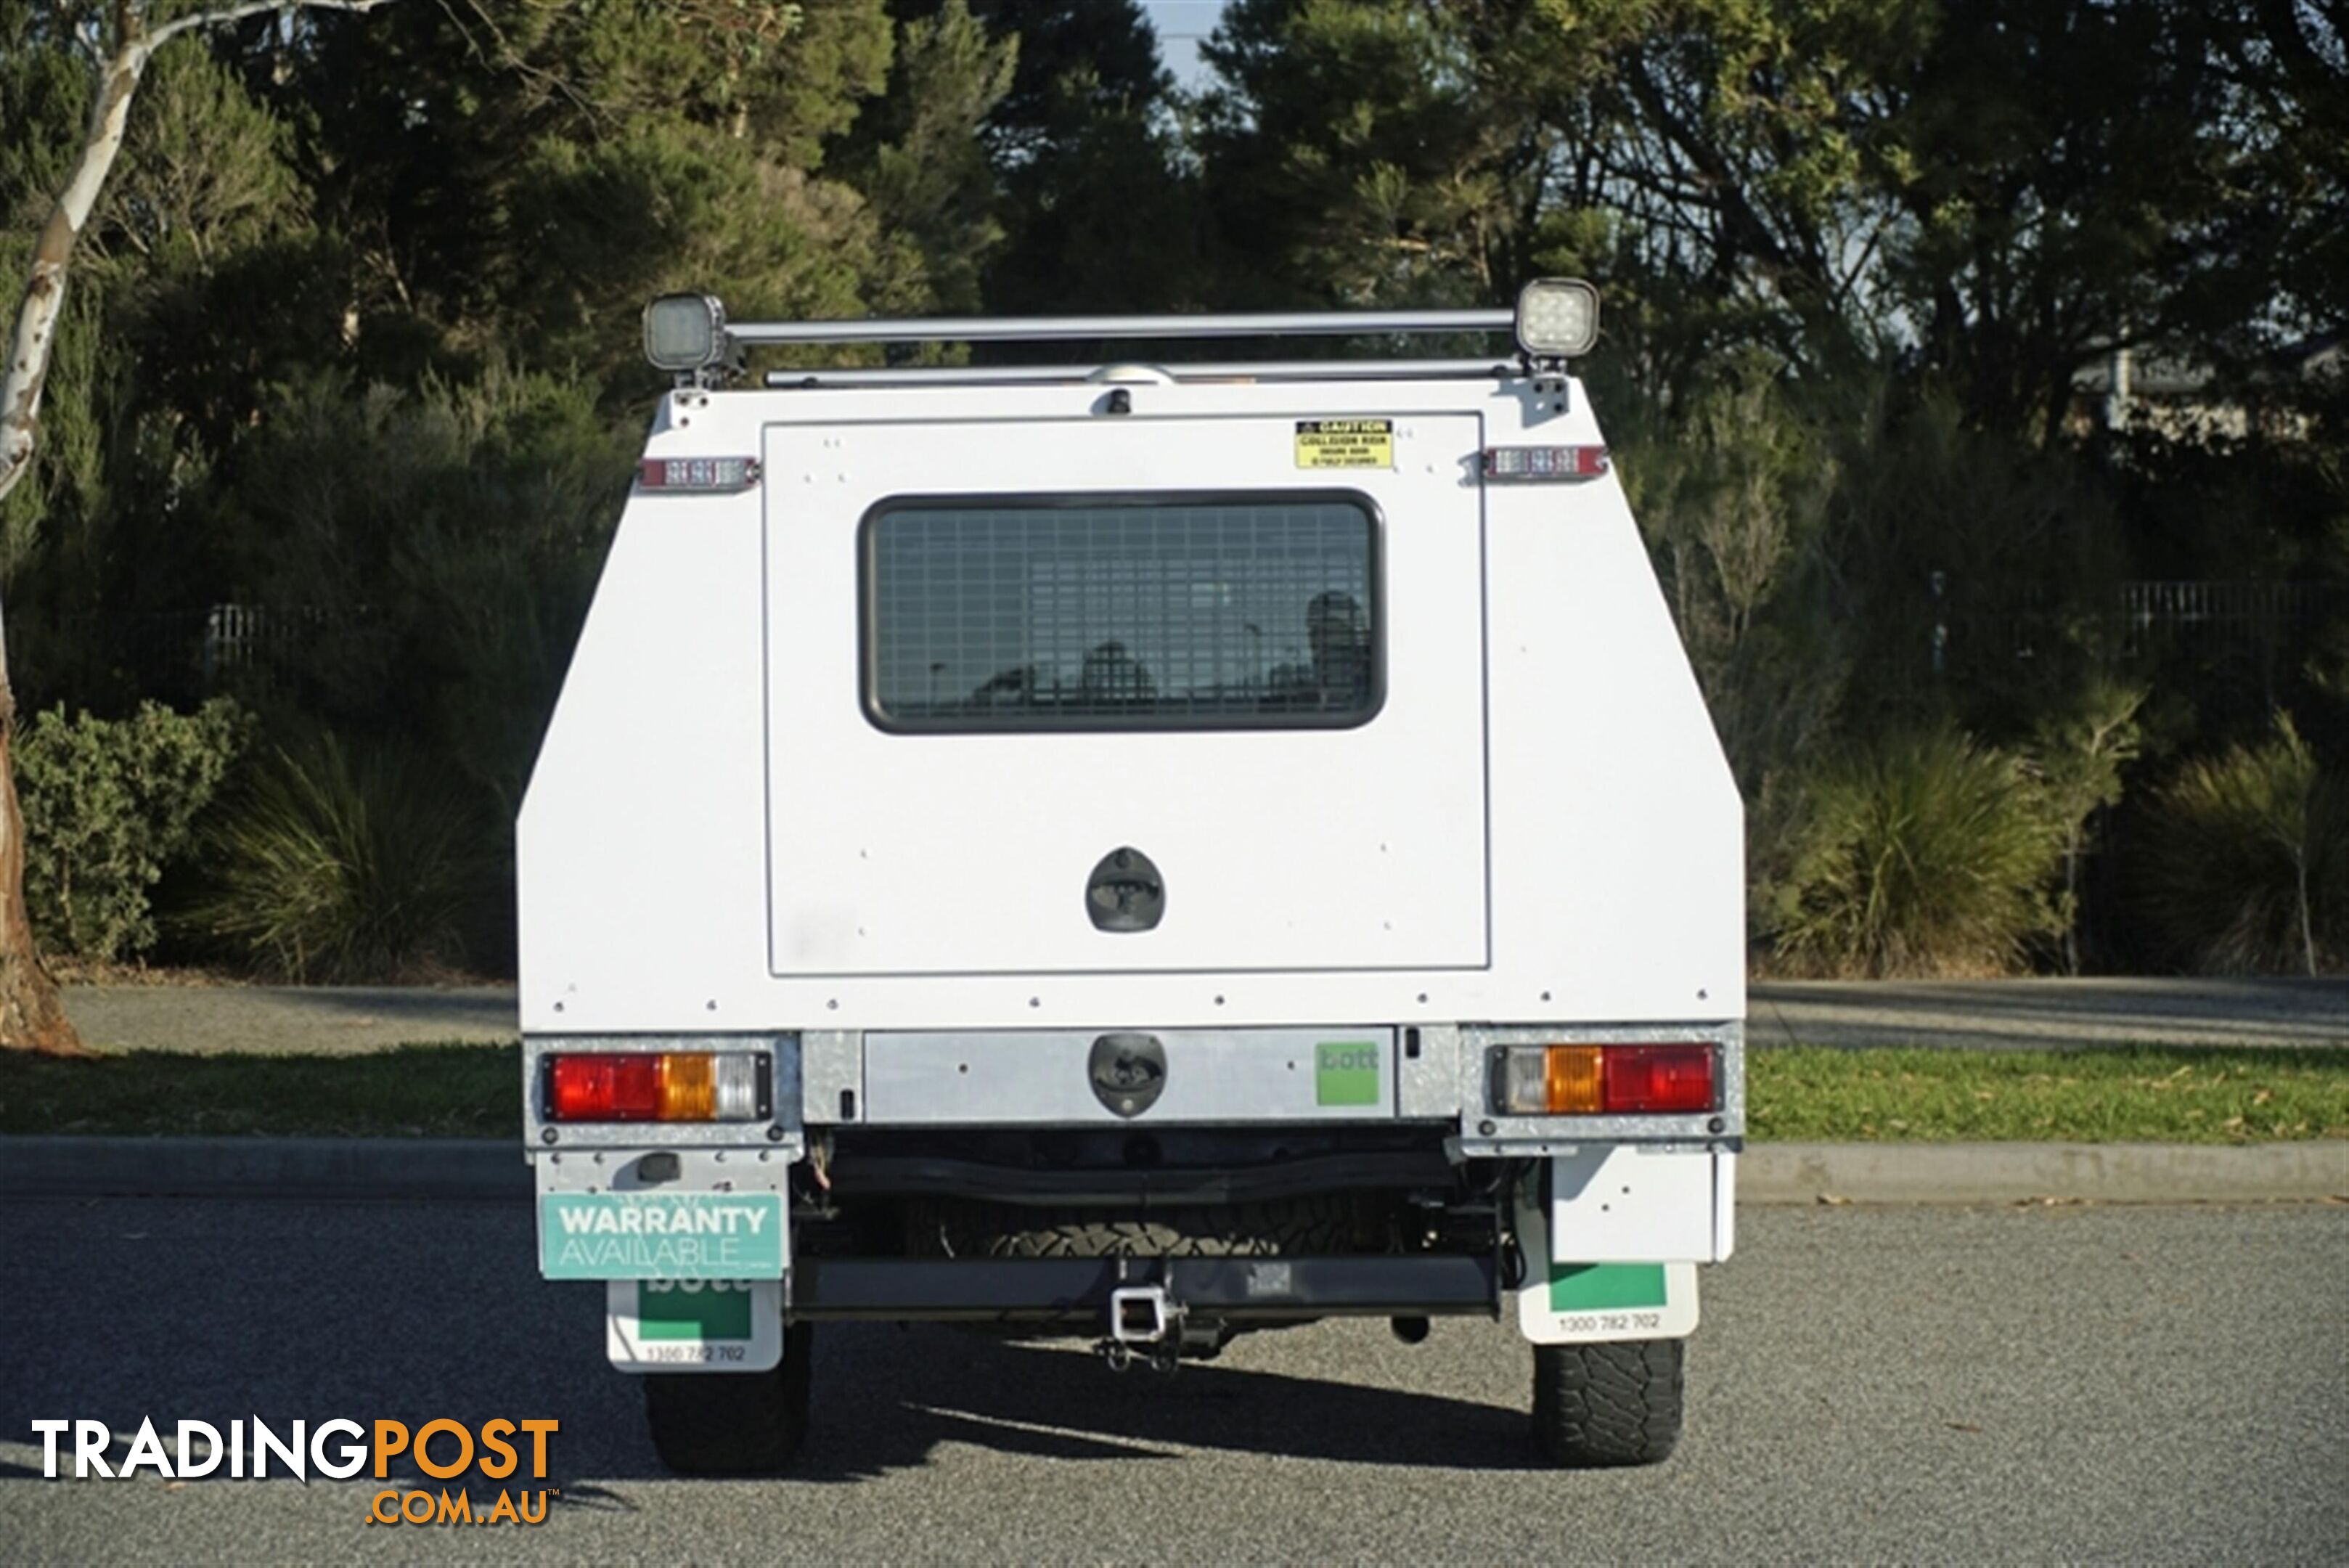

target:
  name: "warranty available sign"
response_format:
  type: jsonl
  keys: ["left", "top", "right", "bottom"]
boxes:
{"left": 539, "top": 1193, "right": 787, "bottom": 1280}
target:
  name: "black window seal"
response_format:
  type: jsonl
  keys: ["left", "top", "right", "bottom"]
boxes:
{"left": 857, "top": 488, "right": 1387, "bottom": 736}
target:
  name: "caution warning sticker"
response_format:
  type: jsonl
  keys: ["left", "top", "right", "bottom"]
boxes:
{"left": 1294, "top": 418, "right": 1394, "bottom": 469}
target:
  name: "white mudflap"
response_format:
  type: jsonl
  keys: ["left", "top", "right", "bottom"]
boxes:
{"left": 1542, "top": 1143, "right": 1733, "bottom": 1262}
{"left": 1513, "top": 1165, "right": 1699, "bottom": 1345}
{"left": 605, "top": 1279, "right": 783, "bottom": 1373}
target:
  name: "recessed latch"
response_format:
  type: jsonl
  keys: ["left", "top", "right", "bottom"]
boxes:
{"left": 1086, "top": 846, "right": 1164, "bottom": 933}
{"left": 1089, "top": 1032, "right": 1167, "bottom": 1119}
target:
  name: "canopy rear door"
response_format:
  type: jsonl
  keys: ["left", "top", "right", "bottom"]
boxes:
{"left": 764, "top": 412, "right": 1489, "bottom": 977}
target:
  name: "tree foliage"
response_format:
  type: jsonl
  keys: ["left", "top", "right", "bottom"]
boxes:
{"left": 0, "top": 0, "right": 2340, "bottom": 976}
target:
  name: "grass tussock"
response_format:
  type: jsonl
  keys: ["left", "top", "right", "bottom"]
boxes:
{"left": 1766, "top": 725, "right": 2064, "bottom": 977}
{"left": 193, "top": 737, "right": 489, "bottom": 983}
{"left": 2136, "top": 714, "right": 2348, "bottom": 976}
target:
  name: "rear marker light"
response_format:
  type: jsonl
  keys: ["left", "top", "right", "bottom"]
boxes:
{"left": 544, "top": 1052, "right": 770, "bottom": 1123}
{"left": 637, "top": 456, "right": 760, "bottom": 492}
{"left": 1482, "top": 445, "right": 1609, "bottom": 483}
{"left": 1492, "top": 1043, "right": 1716, "bottom": 1115}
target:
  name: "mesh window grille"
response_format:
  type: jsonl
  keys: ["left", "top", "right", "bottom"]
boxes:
{"left": 865, "top": 495, "right": 1380, "bottom": 730}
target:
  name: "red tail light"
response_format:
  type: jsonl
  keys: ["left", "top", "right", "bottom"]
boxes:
{"left": 547, "top": 1054, "right": 663, "bottom": 1120}
{"left": 1601, "top": 1045, "right": 1715, "bottom": 1113}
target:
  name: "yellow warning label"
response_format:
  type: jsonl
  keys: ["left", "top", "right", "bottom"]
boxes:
{"left": 1294, "top": 418, "right": 1394, "bottom": 469}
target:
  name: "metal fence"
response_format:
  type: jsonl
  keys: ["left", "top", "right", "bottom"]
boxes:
{"left": 2118, "top": 579, "right": 2332, "bottom": 656}
{"left": 1931, "top": 578, "right": 2342, "bottom": 727}
{"left": 15, "top": 604, "right": 346, "bottom": 713}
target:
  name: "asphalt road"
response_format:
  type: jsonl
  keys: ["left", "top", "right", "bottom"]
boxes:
{"left": 59, "top": 976, "right": 2349, "bottom": 1054}
{"left": 1, "top": 1200, "right": 2342, "bottom": 1563}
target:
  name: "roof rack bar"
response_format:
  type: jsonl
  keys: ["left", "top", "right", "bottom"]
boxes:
{"left": 731, "top": 307, "right": 1515, "bottom": 348}
{"left": 761, "top": 357, "right": 1524, "bottom": 390}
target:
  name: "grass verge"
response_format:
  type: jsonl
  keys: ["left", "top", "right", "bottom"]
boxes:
{"left": 1, "top": 1041, "right": 2344, "bottom": 1143}
{"left": 0, "top": 1042, "right": 515, "bottom": 1139}
{"left": 1750, "top": 1045, "right": 2349, "bottom": 1143}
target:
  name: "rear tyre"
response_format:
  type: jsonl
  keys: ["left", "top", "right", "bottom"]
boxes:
{"left": 1529, "top": 1338, "right": 1684, "bottom": 1467}
{"left": 642, "top": 1320, "right": 815, "bottom": 1475}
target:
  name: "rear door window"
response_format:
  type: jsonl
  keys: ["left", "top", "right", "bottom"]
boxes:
{"left": 862, "top": 493, "right": 1381, "bottom": 732}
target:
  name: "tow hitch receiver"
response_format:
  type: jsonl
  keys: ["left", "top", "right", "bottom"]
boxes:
{"left": 1109, "top": 1283, "right": 1172, "bottom": 1343}
{"left": 1100, "top": 1284, "right": 1180, "bottom": 1371}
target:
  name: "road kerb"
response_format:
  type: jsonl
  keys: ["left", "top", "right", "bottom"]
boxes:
{"left": 1742, "top": 1140, "right": 2349, "bottom": 1204}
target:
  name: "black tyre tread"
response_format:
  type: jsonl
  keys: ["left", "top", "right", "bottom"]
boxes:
{"left": 926, "top": 1194, "right": 1360, "bottom": 1259}
{"left": 1530, "top": 1338, "right": 1684, "bottom": 1468}
{"left": 642, "top": 1322, "right": 814, "bottom": 1475}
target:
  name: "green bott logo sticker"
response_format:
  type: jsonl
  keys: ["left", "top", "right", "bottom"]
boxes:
{"left": 1315, "top": 1040, "right": 1381, "bottom": 1106}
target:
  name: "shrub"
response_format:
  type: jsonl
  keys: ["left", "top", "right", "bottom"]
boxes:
{"left": 1766, "top": 724, "right": 2064, "bottom": 977}
{"left": 195, "top": 734, "right": 485, "bottom": 982}
{"left": 15, "top": 698, "right": 253, "bottom": 963}
{"left": 1622, "top": 359, "right": 1845, "bottom": 798}
{"left": 2136, "top": 714, "right": 2348, "bottom": 975}
{"left": 2030, "top": 679, "right": 2148, "bottom": 974}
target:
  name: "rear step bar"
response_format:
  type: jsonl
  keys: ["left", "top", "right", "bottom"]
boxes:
{"left": 791, "top": 1256, "right": 1500, "bottom": 1322}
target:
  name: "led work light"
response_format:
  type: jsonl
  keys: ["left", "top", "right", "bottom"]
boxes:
{"left": 643, "top": 293, "right": 730, "bottom": 375}
{"left": 1513, "top": 278, "right": 1600, "bottom": 360}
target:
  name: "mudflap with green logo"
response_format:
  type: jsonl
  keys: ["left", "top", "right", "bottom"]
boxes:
{"left": 605, "top": 1279, "right": 784, "bottom": 1372}
{"left": 1512, "top": 1161, "right": 1700, "bottom": 1345}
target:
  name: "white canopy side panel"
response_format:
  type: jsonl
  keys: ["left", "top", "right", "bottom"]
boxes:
{"left": 1481, "top": 460, "right": 1747, "bottom": 1022}
{"left": 516, "top": 403, "right": 775, "bottom": 1029}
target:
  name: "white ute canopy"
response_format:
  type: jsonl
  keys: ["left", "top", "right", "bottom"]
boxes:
{"left": 520, "top": 283, "right": 1745, "bottom": 1034}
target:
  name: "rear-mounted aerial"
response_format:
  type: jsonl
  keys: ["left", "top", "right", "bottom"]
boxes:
{"left": 638, "top": 457, "right": 760, "bottom": 492}
{"left": 1483, "top": 446, "right": 1609, "bottom": 483}
{"left": 544, "top": 1052, "right": 772, "bottom": 1123}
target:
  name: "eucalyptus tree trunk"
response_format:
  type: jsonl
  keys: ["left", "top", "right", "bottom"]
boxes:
{"left": 0, "top": 0, "right": 399, "bottom": 1052}
{"left": 0, "top": 633, "right": 80, "bottom": 1053}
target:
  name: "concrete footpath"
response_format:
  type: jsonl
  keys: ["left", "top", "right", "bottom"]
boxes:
{"left": 60, "top": 983, "right": 519, "bottom": 1053}
{"left": 2, "top": 1135, "right": 2342, "bottom": 1205}
{"left": 54, "top": 976, "right": 2349, "bottom": 1055}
